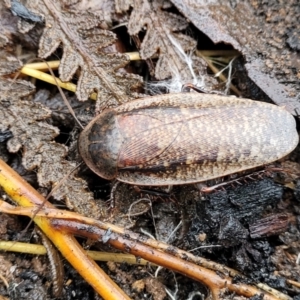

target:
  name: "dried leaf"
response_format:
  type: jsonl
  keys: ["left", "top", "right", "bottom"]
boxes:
{"left": 0, "top": 1, "right": 116, "bottom": 218}
{"left": 0, "top": 1, "right": 42, "bottom": 49}
{"left": 115, "top": 0, "right": 132, "bottom": 13}
{"left": 271, "top": 241, "right": 300, "bottom": 281}
{"left": 0, "top": 34, "right": 9, "bottom": 48}
{"left": 63, "top": 0, "right": 115, "bottom": 26}
{"left": 9, "top": 0, "right": 43, "bottom": 23}
{"left": 0, "top": 50, "right": 22, "bottom": 75}
{"left": 0, "top": 78, "right": 104, "bottom": 218}
{"left": 0, "top": 1, "right": 21, "bottom": 45}
{"left": 22, "top": 0, "right": 142, "bottom": 111}
{"left": 128, "top": 0, "right": 202, "bottom": 82}
{"left": 170, "top": 0, "right": 300, "bottom": 115}
{"left": 3, "top": 0, "right": 45, "bottom": 34}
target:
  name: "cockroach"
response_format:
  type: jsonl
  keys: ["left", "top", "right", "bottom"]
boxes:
{"left": 78, "top": 93, "right": 299, "bottom": 186}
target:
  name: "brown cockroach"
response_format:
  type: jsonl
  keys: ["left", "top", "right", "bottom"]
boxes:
{"left": 78, "top": 93, "right": 299, "bottom": 186}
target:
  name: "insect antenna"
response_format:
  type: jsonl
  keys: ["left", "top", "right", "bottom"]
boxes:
{"left": 43, "top": 59, "right": 84, "bottom": 130}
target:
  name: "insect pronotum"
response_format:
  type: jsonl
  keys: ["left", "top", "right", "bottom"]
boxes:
{"left": 78, "top": 93, "right": 299, "bottom": 186}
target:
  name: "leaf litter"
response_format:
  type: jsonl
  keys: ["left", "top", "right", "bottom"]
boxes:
{"left": 170, "top": 0, "right": 300, "bottom": 115}
{"left": 0, "top": 0, "right": 299, "bottom": 299}
{"left": 0, "top": 76, "right": 104, "bottom": 218}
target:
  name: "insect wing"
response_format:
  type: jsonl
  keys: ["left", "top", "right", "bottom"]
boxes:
{"left": 115, "top": 101, "right": 297, "bottom": 185}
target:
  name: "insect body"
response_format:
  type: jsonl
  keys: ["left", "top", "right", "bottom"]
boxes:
{"left": 78, "top": 93, "right": 299, "bottom": 185}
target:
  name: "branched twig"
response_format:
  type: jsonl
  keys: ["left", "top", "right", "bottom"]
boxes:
{"left": 0, "top": 159, "right": 291, "bottom": 300}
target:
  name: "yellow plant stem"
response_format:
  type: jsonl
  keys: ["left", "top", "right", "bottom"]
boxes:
{"left": 23, "top": 50, "right": 240, "bottom": 72}
{"left": 0, "top": 159, "right": 291, "bottom": 300}
{"left": 20, "top": 48, "right": 241, "bottom": 101}
{"left": 0, "top": 159, "right": 130, "bottom": 300}
{"left": 0, "top": 240, "right": 149, "bottom": 265}
{"left": 0, "top": 241, "right": 47, "bottom": 255}
{"left": 20, "top": 66, "right": 97, "bottom": 100}
{"left": 0, "top": 200, "right": 289, "bottom": 300}
{"left": 25, "top": 61, "right": 60, "bottom": 71}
